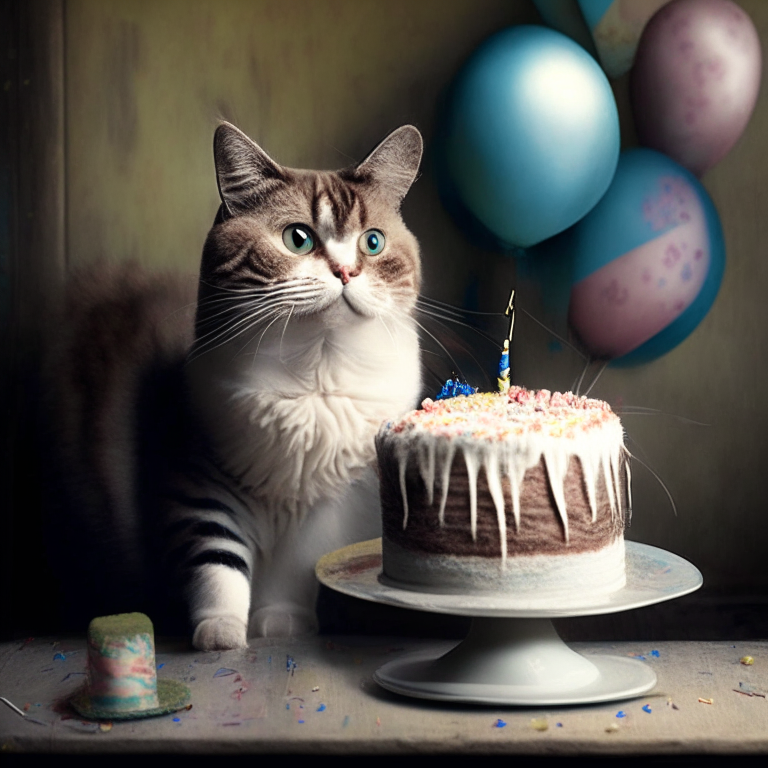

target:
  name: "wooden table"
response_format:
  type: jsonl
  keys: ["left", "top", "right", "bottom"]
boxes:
{"left": 1, "top": 634, "right": 767, "bottom": 756}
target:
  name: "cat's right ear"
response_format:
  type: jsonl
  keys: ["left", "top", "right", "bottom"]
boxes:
{"left": 213, "top": 122, "right": 286, "bottom": 218}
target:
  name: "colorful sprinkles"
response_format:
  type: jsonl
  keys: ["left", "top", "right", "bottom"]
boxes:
{"left": 390, "top": 386, "right": 619, "bottom": 441}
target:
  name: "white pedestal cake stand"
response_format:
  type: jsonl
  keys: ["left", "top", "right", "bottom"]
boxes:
{"left": 316, "top": 538, "right": 702, "bottom": 706}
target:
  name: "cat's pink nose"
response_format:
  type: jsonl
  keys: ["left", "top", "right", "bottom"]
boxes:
{"left": 331, "top": 264, "right": 360, "bottom": 285}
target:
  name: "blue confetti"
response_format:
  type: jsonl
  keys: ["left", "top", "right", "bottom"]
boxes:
{"left": 616, "top": 711, "right": 627, "bottom": 718}
{"left": 435, "top": 378, "right": 477, "bottom": 401}
{"left": 298, "top": 719, "right": 305, "bottom": 724}
{"left": 213, "top": 668, "right": 237, "bottom": 678}
{"left": 317, "top": 703, "right": 326, "bottom": 712}
{"left": 493, "top": 719, "right": 507, "bottom": 728}
{"left": 650, "top": 650, "right": 660, "bottom": 657}
{"left": 173, "top": 717, "right": 181, "bottom": 723}
{"left": 157, "top": 663, "right": 165, "bottom": 669}
{"left": 60, "top": 672, "right": 86, "bottom": 682}
{"left": 556, "top": 722, "right": 563, "bottom": 728}
{"left": 53, "top": 652, "right": 66, "bottom": 661}
{"left": 286, "top": 703, "right": 290, "bottom": 710}
{"left": 342, "top": 715, "right": 350, "bottom": 728}
{"left": 642, "top": 705, "right": 652, "bottom": 713}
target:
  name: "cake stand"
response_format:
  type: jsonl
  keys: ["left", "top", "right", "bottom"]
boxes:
{"left": 316, "top": 539, "right": 702, "bottom": 706}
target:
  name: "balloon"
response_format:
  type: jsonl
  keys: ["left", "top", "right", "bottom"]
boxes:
{"left": 567, "top": 148, "right": 725, "bottom": 365}
{"left": 438, "top": 25, "right": 620, "bottom": 249}
{"left": 631, "top": 0, "right": 762, "bottom": 177}
{"left": 578, "top": 0, "right": 673, "bottom": 78}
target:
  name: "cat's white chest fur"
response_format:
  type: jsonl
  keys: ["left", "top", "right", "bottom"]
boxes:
{"left": 186, "top": 308, "right": 421, "bottom": 518}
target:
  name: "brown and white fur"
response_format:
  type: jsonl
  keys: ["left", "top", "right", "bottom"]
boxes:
{"left": 43, "top": 123, "right": 423, "bottom": 650}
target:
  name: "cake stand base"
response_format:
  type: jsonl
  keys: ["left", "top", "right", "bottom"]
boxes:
{"left": 374, "top": 617, "right": 656, "bottom": 706}
{"left": 317, "top": 539, "right": 701, "bottom": 706}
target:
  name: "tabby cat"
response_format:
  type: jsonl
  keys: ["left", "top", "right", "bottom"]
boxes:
{"left": 44, "top": 122, "right": 424, "bottom": 650}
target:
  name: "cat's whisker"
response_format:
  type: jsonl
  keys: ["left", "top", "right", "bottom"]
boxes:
{"left": 377, "top": 316, "right": 400, "bottom": 356}
{"left": 418, "top": 296, "right": 505, "bottom": 319}
{"left": 278, "top": 305, "right": 295, "bottom": 363}
{"left": 251, "top": 311, "right": 289, "bottom": 360}
{"left": 571, "top": 358, "right": 591, "bottom": 396}
{"left": 626, "top": 447, "right": 679, "bottom": 517}
{"left": 411, "top": 311, "right": 493, "bottom": 390}
{"left": 618, "top": 407, "right": 710, "bottom": 427}
{"left": 188, "top": 298, "right": 303, "bottom": 362}
{"left": 583, "top": 361, "right": 608, "bottom": 398}
{"left": 198, "top": 277, "right": 311, "bottom": 295}
{"left": 194, "top": 290, "right": 311, "bottom": 332}
{"left": 414, "top": 305, "right": 500, "bottom": 348}
{"left": 409, "top": 317, "right": 470, "bottom": 386}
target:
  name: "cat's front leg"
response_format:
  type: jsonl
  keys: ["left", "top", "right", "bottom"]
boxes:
{"left": 165, "top": 498, "right": 254, "bottom": 651}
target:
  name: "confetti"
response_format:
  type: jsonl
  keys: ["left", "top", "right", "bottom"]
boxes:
{"left": 650, "top": 650, "right": 660, "bottom": 657}
{"left": 316, "top": 704, "right": 326, "bottom": 712}
{"left": 616, "top": 710, "right": 627, "bottom": 719}
{"left": 213, "top": 668, "right": 237, "bottom": 678}
{"left": 666, "top": 698, "right": 679, "bottom": 710}
{"left": 605, "top": 723, "right": 620, "bottom": 733}
{"left": 493, "top": 719, "right": 507, "bottom": 728}
{"left": 53, "top": 652, "right": 66, "bottom": 661}
{"left": 642, "top": 705, "right": 652, "bottom": 713}
{"left": 172, "top": 718, "right": 181, "bottom": 723}
{"left": 312, "top": 686, "right": 320, "bottom": 692}
{"left": 342, "top": 716, "right": 350, "bottom": 728}
{"left": 99, "top": 722, "right": 112, "bottom": 732}
{"left": 698, "top": 697, "right": 714, "bottom": 705}
{"left": 740, "top": 656, "right": 755, "bottom": 666}
{"left": 530, "top": 718, "right": 548, "bottom": 731}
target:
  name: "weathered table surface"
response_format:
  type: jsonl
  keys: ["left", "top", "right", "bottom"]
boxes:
{"left": 1, "top": 635, "right": 767, "bottom": 755}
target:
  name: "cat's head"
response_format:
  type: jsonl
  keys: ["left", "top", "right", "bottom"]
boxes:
{"left": 196, "top": 122, "right": 423, "bottom": 340}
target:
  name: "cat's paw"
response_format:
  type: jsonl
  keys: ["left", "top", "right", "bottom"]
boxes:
{"left": 192, "top": 616, "right": 248, "bottom": 651}
{"left": 250, "top": 604, "right": 319, "bottom": 638}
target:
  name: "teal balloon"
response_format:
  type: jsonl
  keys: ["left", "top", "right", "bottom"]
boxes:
{"left": 439, "top": 25, "right": 620, "bottom": 248}
{"left": 566, "top": 148, "right": 725, "bottom": 365}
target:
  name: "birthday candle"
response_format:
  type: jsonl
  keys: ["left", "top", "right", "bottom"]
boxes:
{"left": 497, "top": 289, "right": 515, "bottom": 393}
{"left": 497, "top": 339, "right": 510, "bottom": 393}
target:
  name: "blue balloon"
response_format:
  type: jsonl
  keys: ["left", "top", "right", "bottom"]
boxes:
{"left": 438, "top": 25, "right": 620, "bottom": 248}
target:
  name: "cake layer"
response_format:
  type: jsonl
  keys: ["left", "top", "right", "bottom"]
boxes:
{"left": 380, "top": 537, "right": 626, "bottom": 602}
{"left": 380, "top": 451, "right": 627, "bottom": 558}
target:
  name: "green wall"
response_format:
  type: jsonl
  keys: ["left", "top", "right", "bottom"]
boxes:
{"left": 63, "top": 0, "right": 768, "bottom": 593}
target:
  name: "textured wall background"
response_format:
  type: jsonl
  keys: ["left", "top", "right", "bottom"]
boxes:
{"left": 60, "top": 0, "right": 768, "bottom": 598}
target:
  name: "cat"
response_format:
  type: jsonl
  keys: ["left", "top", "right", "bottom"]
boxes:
{"left": 42, "top": 122, "right": 424, "bottom": 650}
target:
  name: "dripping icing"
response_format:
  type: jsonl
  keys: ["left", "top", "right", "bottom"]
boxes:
{"left": 380, "top": 389, "right": 629, "bottom": 562}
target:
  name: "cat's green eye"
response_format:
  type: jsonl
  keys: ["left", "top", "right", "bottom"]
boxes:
{"left": 359, "top": 229, "right": 385, "bottom": 256}
{"left": 282, "top": 224, "right": 315, "bottom": 255}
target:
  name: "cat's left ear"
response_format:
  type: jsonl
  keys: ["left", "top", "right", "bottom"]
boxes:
{"left": 350, "top": 125, "right": 423, "bottom": 207}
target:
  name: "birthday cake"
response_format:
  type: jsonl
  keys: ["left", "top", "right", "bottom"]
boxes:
{"left": 375, "top": 386, "right": 631, "bottom": 604}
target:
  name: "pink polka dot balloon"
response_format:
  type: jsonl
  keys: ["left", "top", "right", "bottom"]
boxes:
{"left": 567, "top": 149, "right": 725, "bottom": 364}
{"left": 630, "top": 0, "right": 761, "bottom": 177}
